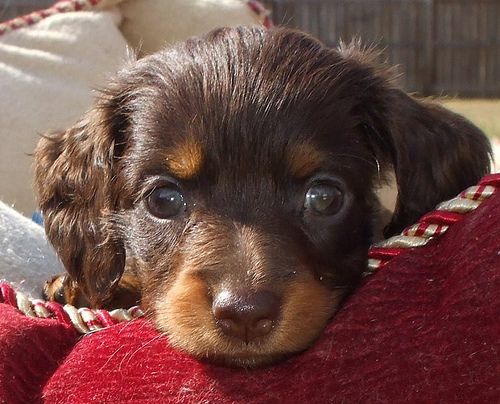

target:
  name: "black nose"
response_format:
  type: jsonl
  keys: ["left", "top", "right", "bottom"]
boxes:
{"left": 213, "top": 290, "right": 280, "bottom": 343}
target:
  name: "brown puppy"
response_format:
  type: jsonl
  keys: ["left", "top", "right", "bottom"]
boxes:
{"left": 35, "top": 27, "right": 491, "bottom": 367}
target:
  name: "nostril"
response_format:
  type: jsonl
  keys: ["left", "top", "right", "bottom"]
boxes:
{"left": 252, "top": 318, "right": 274, "bottom": 337}
{"left": 213, "top": 290, "right": 280, "bottom": 342}
{"left": 216, "top": 318, "right": 244, "bottom": 338}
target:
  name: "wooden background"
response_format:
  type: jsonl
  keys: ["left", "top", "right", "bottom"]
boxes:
{"left": 1, "top": 0, "right": 499, "bottom": 97}
{"left": 0, "top": 0, "right": 52, "bottom": 22}
{"left": 263, "top": 0, "right": 500, "bottom": 97}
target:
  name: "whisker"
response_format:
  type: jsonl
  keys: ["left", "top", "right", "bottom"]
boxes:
{"left": 119, "top": 333, "right": 167, "bottom": 370}
{"left": 329, "top": 153, "right": 379, "bottom": 169}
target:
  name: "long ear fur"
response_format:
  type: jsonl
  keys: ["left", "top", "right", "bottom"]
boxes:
{"left": 338, "top": 41, "right": 492, "bottom": 236}
{"left": 34, "top": 92, "right": 128, "bottom": 307}
{"left": 378, "top": 92, "right": 492, "bottom": 236}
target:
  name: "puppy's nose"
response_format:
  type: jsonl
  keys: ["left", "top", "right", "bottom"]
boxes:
{"left": 213, "top": 290, "right": 280, "bottom": 343}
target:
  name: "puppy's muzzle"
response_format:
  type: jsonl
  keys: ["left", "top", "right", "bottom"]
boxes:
{"left": 213, "top": 289, "right": 281, "bottom": 343}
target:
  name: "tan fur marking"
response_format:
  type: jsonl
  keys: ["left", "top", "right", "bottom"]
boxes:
{"left": 44, "top": 274, "right": 90, "bottom": 308}
{"left": 154, "top": 263, "right": 343, "bottom": 367}
{"left": 44, "top": 271, "right": 142, "bottom": 310}
{"left": 154, "top": 272, "right": 220, "bottom": 356}
{"left": 276, "top": 274, "right": 343, "bottom": 352}
{"left": 165, "top": 137, "right": 204, "bottom": 179}
{"left": 286, "top": 141, "right": 327, "bottom": 178}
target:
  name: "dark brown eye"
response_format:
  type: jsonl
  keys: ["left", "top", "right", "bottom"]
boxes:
{"left": 145, "top": 186, "right": 185, "bottom": 219}
{"left": 304, "top": 183, "right": 344, "bottom": 215}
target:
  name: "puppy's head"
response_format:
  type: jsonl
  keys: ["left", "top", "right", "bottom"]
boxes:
{"left": 35, "top": 27, "right": 491, "bottom": 367}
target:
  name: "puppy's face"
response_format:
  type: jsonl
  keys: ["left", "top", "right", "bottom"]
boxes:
{"left": 111, "top": 32, "right": 378, "bottom": 366}
{"left": 118, "top": 80, "right": 376, "bottom": 367}
{"left": 35, "top": 27, "right": 491, "bottom": 367}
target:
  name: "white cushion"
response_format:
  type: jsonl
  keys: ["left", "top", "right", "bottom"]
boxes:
{"left": 0, "top": 8, "right": 129, "bottom": 214}
{"left": 0, "top": 0, "right": 265, "bottom": 215}
{"left": 120, "top": 0, "right": 261, "bottom": 55}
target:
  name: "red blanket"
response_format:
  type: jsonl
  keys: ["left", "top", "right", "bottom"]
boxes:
{"left": 1, "top": 175, "right": 499, "bottom": 403}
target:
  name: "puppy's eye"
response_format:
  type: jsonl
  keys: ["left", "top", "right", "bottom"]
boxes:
{"left": 304, "top": 183, "right": 344, "bottom": 215}
{"left": 145, "top": 186, "right": 185, "bottom": 219}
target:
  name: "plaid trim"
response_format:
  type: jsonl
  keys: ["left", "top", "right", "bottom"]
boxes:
{"left": 366, "top": 173, "right": 500, "bottom": 274}
{"left": 0, "top": 0, "right": 103, "bottom": 37}
{"left": 0, "top": 283, "right": 143, "bottom": 334}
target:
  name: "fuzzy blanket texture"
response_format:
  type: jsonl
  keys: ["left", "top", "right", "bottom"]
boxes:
{"left": 1, "top": 176, "right": 499, "bottom": 403}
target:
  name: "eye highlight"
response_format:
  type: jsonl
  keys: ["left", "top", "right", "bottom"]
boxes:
{"left": 145, "top": 186, "right": 186, "bottom": 219}
{"left": 304, "top": 183, "right": 344, "bottom": 216}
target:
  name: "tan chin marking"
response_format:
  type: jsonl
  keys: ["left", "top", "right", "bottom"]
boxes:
{"left": 164, "top": 136, "right": 203, "bottom": 180}
{"left": 154, "top": 268, "right": 342, "bottom": 366}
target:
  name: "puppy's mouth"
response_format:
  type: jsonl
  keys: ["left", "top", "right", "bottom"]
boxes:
{"left": 207, "top": 348, "right": 292, "bottom": 368}
{"left": 163, "top": 318, "right": 313, "bottom": 368}
{"left": 152, "top": 272, "right": 345, "bottom": 368}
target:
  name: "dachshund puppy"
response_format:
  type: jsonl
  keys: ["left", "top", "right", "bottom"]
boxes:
{"left": 35, "top": 27, "right": 491, "bottom": 367}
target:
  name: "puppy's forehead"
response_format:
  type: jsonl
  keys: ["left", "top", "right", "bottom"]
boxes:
{"left": 160, "top": 132, "right": 328, "bottom": 181}
{"left": 129, "top": 27, "right": 364, "bottom": 181}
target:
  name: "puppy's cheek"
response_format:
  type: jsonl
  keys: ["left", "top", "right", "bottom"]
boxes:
{"left": 153, "top": 272, "right": 220, "bottom": 357}
{"left": 273, "top": 275, "right": 343, "bottom": 353}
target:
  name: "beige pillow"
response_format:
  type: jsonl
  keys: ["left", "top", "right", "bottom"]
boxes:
{"left": 0, "top": 0, "right": 267, "bottom": 215}
{"left": 0, "top": 7, "right": 129, "bottom": 214}
{"left": 120, "top": 0, "right": 263, "bottom": 55}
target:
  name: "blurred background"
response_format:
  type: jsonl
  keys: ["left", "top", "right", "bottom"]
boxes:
{"left": 0, "top": 0, "right": 53, "bottom": 22}
{"left": 1, "top": 0, "right": 499, "bottom": 139}
{"left": 261, "top": 0, "right": 500, "bottom": 141}
{"left": 263, "top": 0, "right": 500, "bottom": 97}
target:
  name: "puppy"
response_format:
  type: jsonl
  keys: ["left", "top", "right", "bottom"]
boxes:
{"left": 35, "top": 27, "right": 491, "bottom": 367}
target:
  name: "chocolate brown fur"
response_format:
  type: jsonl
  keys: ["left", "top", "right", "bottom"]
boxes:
{"left": 35, "top": 27, "right": 491, "bottom": 367}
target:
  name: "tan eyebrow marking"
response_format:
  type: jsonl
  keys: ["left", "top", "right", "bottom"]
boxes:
{"left": 286, "top": 141, "right": 327, "bottom": 178}
{"left": 165, "top": 137, "right": 204, "bottom": 180}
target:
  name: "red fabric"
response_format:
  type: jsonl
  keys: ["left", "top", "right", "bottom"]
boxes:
{"left": 1, "top": 187, "right": 499, "bottom": 403}
{"left": 0, "top": 305, "right": 77, "bottom": 403}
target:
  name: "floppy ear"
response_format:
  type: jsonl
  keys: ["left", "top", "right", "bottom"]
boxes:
{"left": 34, "top": 91, "right": 128, "bottom": 307}
{"left": 338, "top": 42, "right": 492, "bottom": 237}
{"left": 375, "top": 92, "right": 492, "bottom": 236}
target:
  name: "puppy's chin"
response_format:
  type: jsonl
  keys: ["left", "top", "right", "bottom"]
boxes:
{"left": 157, "top": 318, "right": 326, "bottom": 369}
{"left": 169, "top": 330, "right": 297, "bottom": 368}
{"left": 149, "top": 271, "right": 344, "bottom": 368}
{"left": 204, "top": 349, "right": 294, "bottom": 369}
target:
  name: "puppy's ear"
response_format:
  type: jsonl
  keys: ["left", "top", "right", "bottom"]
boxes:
{"left": 376, "top": 92, "right": 492, "bottom": 237}
{"left": 34, "top": 91, "right": 128, "bottom": 307}
{"left": 338, "top": 42, "right": 492, "bottom": 237}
